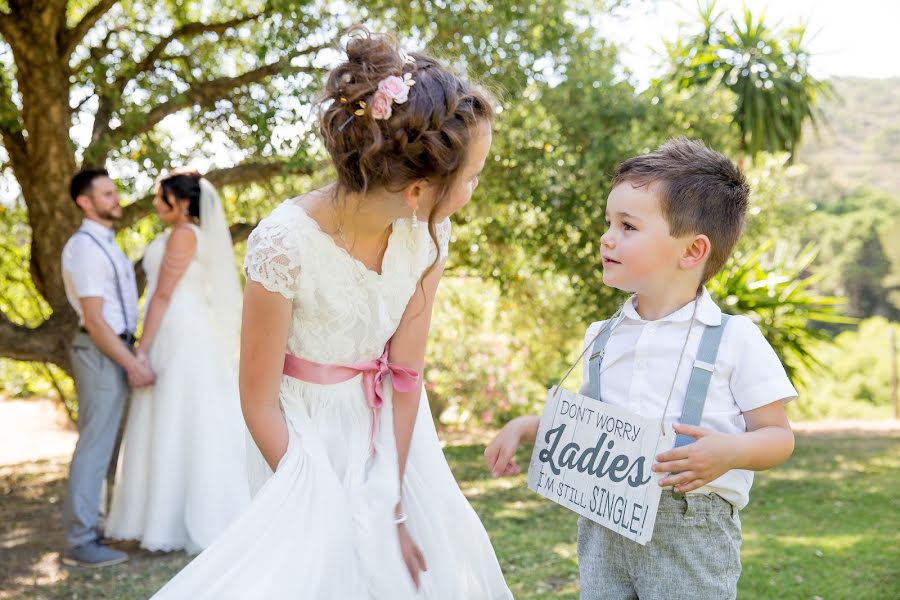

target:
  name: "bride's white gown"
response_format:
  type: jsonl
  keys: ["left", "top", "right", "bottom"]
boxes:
{"left": 151, "top": 200, "right": 513, "bottom": 599}
{"left": 106, "top": 223, "right": 251, "bottom": 554}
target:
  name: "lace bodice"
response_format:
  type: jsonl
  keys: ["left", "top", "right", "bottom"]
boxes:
{"left": 243, "top": 199, "right": 450, "bottom": 364}
{"left": 142, "top": 223, "right": 206, "bottom": 302}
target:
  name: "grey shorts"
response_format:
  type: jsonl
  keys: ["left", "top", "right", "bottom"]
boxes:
{"left": 577, "top": 491, "right": 742, "bottom": 600}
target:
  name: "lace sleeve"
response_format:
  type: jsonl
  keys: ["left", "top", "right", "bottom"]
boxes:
{"left": 243, "top": 211, "right": 301, "bottom": 301}
{"left": 435, "top": 218, "right": 451, "bottom": 259}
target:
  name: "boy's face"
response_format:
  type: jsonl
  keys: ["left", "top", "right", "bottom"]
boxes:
{"left": 600, "top": 182, "right": 693, "bottom": 295}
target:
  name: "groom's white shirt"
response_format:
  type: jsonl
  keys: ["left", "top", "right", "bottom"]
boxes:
{"left": 61, "top": 219, "right": 139, "bottom": 334}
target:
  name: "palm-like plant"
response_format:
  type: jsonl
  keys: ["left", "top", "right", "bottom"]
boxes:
{"left": 666, "top": 1, "right": 831, "bottom": 159}
{"left": 708, "top": 240, "right": 855, "bottom": 387}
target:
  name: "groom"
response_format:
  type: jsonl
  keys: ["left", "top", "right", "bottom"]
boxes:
{"left": 60, "top": 168, "right": 154, "bottom": 567}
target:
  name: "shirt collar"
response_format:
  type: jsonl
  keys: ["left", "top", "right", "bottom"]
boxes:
{"left": 621, "top": 287, "right": 721, "bottom": 326}
{"left": 80, "top": 219, "right": 115, "bottom": 243}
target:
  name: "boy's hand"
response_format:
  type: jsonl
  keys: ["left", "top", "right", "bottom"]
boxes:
{"left": 652, "top": 423, "right": 739, "bottom": 493}
{"left": 484, "top": 416, "right": 539, "bottom": 478}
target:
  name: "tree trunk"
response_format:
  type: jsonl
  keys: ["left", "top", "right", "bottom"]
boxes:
{"left": 0, "top": 3, "right": 83, "bottom": 369}
{"left": 0, "top": 3, "right": 320, "bottom": 371}
{"left": 9, "top": 6, "right": 82, "bottom": 305}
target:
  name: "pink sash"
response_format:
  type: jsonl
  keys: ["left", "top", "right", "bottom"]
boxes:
{"left": 282, "top": 347, "right": 420, "bottom": 454}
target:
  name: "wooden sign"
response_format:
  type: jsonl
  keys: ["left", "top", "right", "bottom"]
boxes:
{"left": 527, "top": 386, "right": 675, "bottom": 545}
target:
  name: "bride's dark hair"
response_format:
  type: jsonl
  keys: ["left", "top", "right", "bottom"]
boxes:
{"left": 159, "top": 172, "right": 203, "bottom": 219}
{"left": 318, "top": 25, "right": 494, "bottom": 269}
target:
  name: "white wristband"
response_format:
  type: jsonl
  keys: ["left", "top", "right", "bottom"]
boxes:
{"left": 394, "top": 512, "right": 408, "bottom": 525}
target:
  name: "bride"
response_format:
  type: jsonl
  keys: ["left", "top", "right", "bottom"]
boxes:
{"left": 105, "top": 170, "right": 251, "bottom": 554}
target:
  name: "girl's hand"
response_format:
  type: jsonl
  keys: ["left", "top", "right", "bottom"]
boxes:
{"left": 653, "top": 423, "right": 739, "bottom": 493}
{"left": 397, "top": 522, "right": 427, "bottom": 589}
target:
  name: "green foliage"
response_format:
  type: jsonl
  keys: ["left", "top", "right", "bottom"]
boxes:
{"left": 0, "top": 200, "right": 75, "bottom": 413}
{"left": 709, "top": 240, "right": 853, "bottom": 386}
{"left": 799, "top": 188, "right": 900, "bottom": 320}
{"left": 788, "top": 317, "right": 899, "bottom": 420}
{"left": 426, "top": 275, "right": 582, "bottom": 426}
{"left": 665, "top": 1, "right": 831, "bottom": 158}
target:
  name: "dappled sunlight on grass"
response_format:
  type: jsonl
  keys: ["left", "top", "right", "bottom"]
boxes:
{"left": 459, "top": 472, "right": 525, "bottom": 497}
{"left": 738, "top": 433, "right": 900, "bottom": 599}
{"left": 742, "top": 531, "right": 866, "bottom": 556}
{"left": 1, "top": 433, "right": 897, "bottom": 599}
{"left": 551, "top": 543, "right": 576, "bottom": 560}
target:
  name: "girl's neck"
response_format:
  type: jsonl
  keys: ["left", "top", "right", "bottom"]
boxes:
{"left": 315, "top": 184, "right": 404, "bottom": 241}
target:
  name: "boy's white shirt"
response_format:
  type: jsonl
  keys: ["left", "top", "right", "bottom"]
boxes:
{"left": 580, "top": 287, "right": 797, "bottom": 509}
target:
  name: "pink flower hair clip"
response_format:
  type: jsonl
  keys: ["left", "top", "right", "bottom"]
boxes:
{"left": 338, "top": 72, "right": 415, "bottom": 132}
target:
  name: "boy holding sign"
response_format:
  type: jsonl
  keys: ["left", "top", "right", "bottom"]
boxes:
{"left": 485, "top": 138, "right": 796, "bottom": 599}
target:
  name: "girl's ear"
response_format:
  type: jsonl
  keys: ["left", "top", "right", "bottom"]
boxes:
{"left": 401, "top": 179, "right": 434, "bottom": 212}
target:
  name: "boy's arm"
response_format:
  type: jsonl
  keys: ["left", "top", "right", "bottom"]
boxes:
{"left": 485, "top": 320, "right": 604, "bottom": 477}
{"left": 484, "top": 415, "right": 540, "bottom": 478}
{"left": 653, "top": 400, "right": 794, "bottom": 493}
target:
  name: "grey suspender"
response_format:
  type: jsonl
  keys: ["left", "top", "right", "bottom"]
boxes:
{"left": 673, "top": 315, "right": 731, "bottom": 446}
{"left": 75, "top": 230, "right": 134, "bottom": 335}
{"left": 586, "top": 314, "right": 732, "bottom": 448}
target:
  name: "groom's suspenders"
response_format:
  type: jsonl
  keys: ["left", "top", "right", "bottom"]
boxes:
{"left": 586, "top": 314, "right": 732, "bottom": 448}
{"left": 75, "top": 230, "right": 134, "bottom": 335}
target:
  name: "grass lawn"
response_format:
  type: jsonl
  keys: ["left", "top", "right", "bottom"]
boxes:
{"left": 2, "top": 431, "right": 898, "bottom": 599}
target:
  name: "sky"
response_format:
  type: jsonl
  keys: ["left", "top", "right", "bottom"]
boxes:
{"left": 601, "top": 0, "right": 900, "bottom": 86}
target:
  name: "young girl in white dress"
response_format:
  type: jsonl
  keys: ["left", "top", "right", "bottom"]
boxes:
{"left": 106, "top": 172, "right": 250, "bottom": 554}
{"left": 150, "top": 27, "right": 512, "bottom": 599}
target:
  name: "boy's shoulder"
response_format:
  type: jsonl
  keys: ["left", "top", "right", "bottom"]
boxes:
{"left": 582, "top": 310, "right": 769, "bottom": 352}
{"left": 719, "top": 312, "right": 770, "bottom": 349}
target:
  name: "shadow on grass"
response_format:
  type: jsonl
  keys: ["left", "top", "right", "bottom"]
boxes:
{"left": 444, "top": 433, "right": 900, "bottom": 600}
{"left": 0, "top": 459, "right": 191, "bottom": 600}
{"left": 1, "top": 433, "right": 897, "bottom": 600}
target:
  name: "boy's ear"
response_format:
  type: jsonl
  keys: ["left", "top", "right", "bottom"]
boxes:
{"left": 680, "top": 234, "right": 711, "bottom": 272}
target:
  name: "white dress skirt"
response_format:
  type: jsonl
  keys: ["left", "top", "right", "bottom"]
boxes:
{"left": 150, "top": 200, "right": 513, "bottom": 599}
{"left": 106, "top": 224, "right": 251, "bottom": 554}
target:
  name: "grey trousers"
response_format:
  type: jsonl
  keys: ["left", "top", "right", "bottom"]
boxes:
{"left": 578, "top": 491, "right": 742, "bottom": 600}
{"left": 62, "top": 331, "right": 129, "bottom": 549}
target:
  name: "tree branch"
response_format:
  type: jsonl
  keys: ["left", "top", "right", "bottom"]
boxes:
{"left": 132, "top": 58, "right": 323, "bottom": 139}
{"left": 119, "top": 158, "right": 322, "bottom": 228}
{"left": 0, "top": 52, "right": 27, "bottom": 162}
{"left": 129, "top": 11, "right": 269, "bottom": 79}
{"left": 0, "top": 12, "right": 24, "bottom": 50}
{"left": 71, "top": 24, "right": 125, "bottom": 74}
{"left": 229, "top": 221, "right": 256, "bottom": 244}
{"left": 0, "top": 69, "right": 30, "bottom": 181}
{"left": 0, "top": 308, "right": 75, "bottom": 367}
{"left": 85, "top": 41, "right": 329, "bottom": 165}
{"left": 61, "top": 0, "right": 119, "bottom": 60}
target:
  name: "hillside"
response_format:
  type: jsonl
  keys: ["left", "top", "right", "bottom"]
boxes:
{"left": 796, "top": 77, "right": 900, "bottom": 201}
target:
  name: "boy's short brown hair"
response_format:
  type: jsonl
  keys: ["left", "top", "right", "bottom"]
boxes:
{"left": 612, "top": 138, "right": 749, "bottom": 282}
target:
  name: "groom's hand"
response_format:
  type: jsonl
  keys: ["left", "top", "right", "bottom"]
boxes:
{"left": 126, "top": 356, "right": 155, "bottom": 388}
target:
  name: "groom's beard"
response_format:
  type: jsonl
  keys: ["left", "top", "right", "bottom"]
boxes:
{"left": 95, "top": 208, "right": 121, "bottom": 221}
{"left": 91, "top": 201, "right": 123, "bottom": 222}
